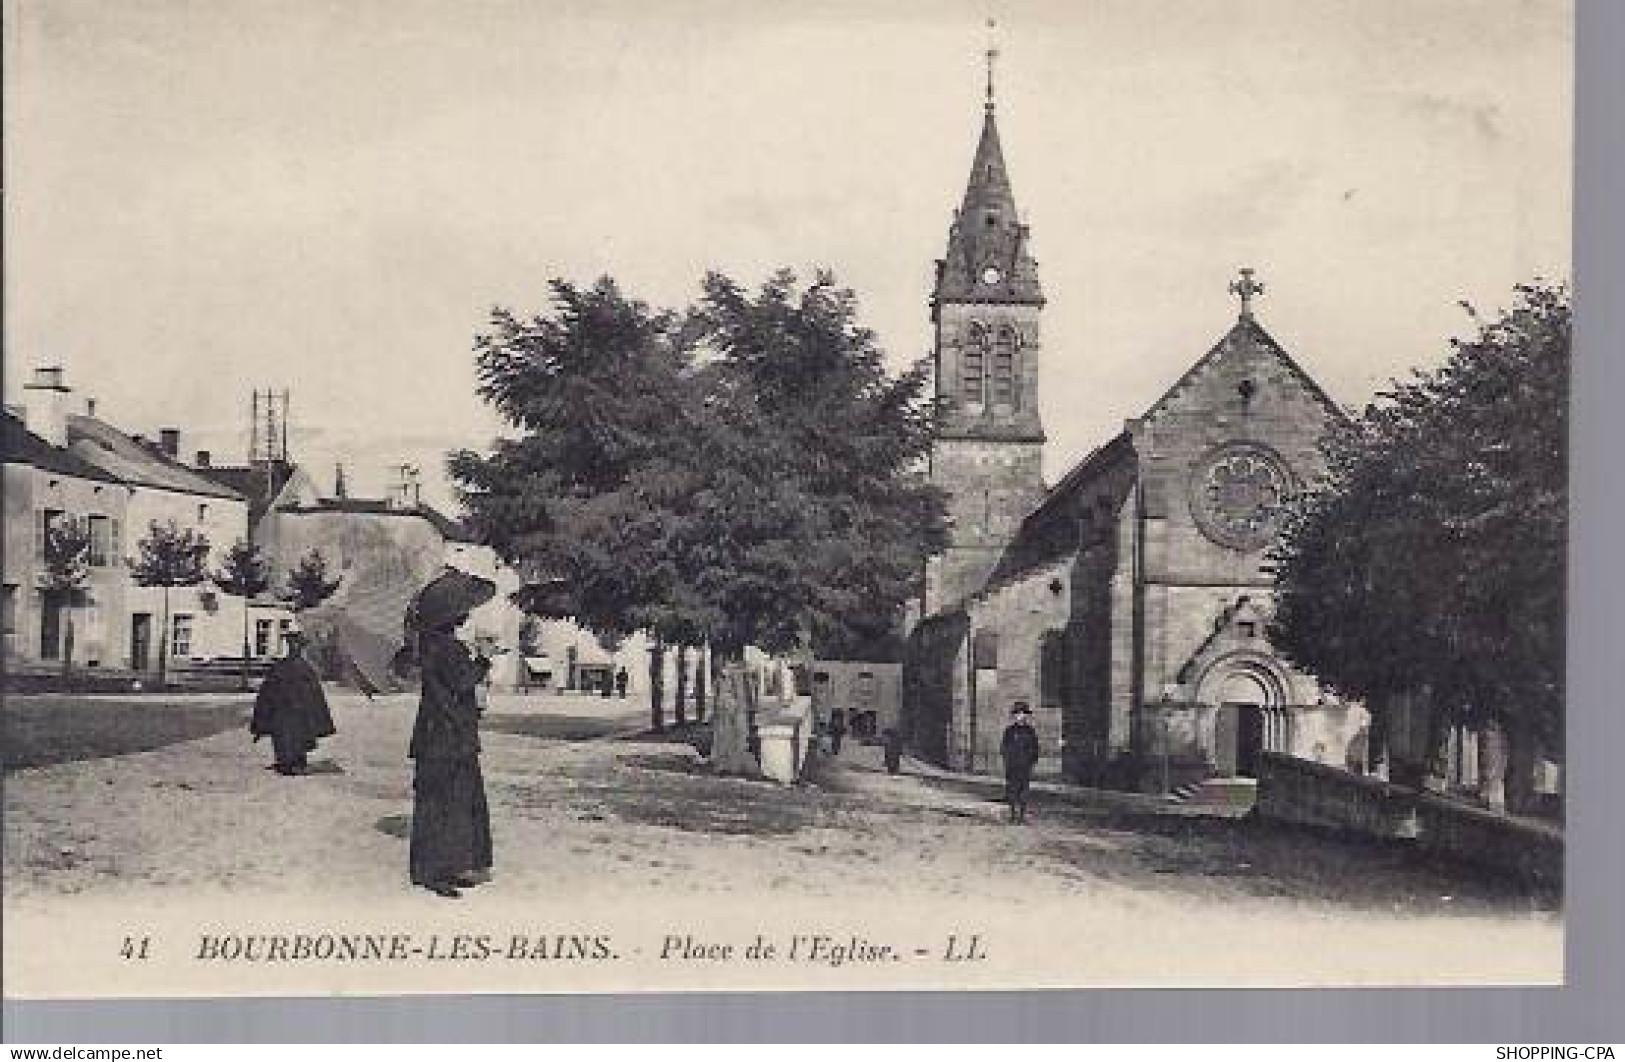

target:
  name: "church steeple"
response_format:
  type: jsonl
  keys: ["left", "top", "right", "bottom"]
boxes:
{"left": 933, "top": 63, "right": 1042, "bottom": 309}
{"left": 922, "top": 34, "right": 1048, "bottom": 612}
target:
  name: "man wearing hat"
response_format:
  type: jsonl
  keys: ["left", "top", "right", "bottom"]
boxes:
{"left": 1000, "top": 702, "right": 1041, "bottom": 824}
{"left": 405, "top": 568, "right": 500, "bottom": 899}
{"left": 249, "top": 626, "right": 337, "bottom": 776}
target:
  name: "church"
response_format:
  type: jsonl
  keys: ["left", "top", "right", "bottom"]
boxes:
{"left": 902, "top": 71, "right": 1368, "bottom": 794}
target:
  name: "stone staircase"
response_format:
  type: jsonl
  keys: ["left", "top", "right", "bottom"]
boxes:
{"left": 1169, "top": 776, "right": 1258, "bottom": 810}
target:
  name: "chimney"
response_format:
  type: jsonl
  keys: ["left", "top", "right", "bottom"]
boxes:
{"left": 22, "top": 366, "right": 72, "bottom": 447}
{"left": 159, "top": 428, "right": 180, "bottom": 458}
{"left": 195, "top": 450, "right": 212, "bottom": 468}
{"left": 388, "top": 463, "right": 422, "bottom": 509}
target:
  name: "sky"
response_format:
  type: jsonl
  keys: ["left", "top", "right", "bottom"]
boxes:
{"left": 4, "top": 0, "right": 1572, "bottom": 511}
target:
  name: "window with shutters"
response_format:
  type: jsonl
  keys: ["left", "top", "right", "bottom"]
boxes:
{"left": 88, "top": 515, "right": 111, "bottom": 567}
{"left": 36, "top": 509, "right": 64, "bottom": 561}
{"left": 963, "top": 323, "right": 988, "bottom": 405}
{"left": 972, "top": 630, "right": 999, "bottom": 669}
{"left": 255, "top": 618, "right": 275, "bottom": 657}
{"left": 171, "top": 614, "right": 194, "bottom": 659}
{"left": 992, "top": 326, "right": 1017, "bottom": 406}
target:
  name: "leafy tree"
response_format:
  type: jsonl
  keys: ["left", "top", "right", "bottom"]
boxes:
{"left": 41, "top": 515, "right": 92, "bottom": 674}
{"left": 214, "top": 539, "right": 273, "bottom": 688}
{"left": 130, "top": 521, "right": 212, "bottom": 688}
{"left": 451, "top": 270, "right": 948, "bottom": 765}
{"left": 281, "top": 549, "right": 342, "bottom": 612}
{"left": 1270, "top": 282, "right": 1568, "bottom": 812}
{"left": 449, "top": 277, "right": 715, "bottom": 732}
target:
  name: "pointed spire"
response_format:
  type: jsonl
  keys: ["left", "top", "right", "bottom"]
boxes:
{"left": 932, "top": 25, "right": 1043, "bottom": 307}
{"left": 984, "top": 18, "right": 999, "bottom": 114}
{"left": 961, "top": 105, "right": 1016, "bottom": 219}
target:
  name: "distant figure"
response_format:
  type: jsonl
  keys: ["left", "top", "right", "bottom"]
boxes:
{"left": 882, "top": 727, "right": 904, "bottom": 774}
{"left": 615, "top": 667, "right": 629, "bottom": 699}
{"left": 406, "top": 569, "right": 498, "bottom": 900}
{"left": 1000, "top": 703, "right": 1040, "bottom": 823}
{"left": 249, "top": 630, "right": 336, "bottom": 776}
{"left": 829, "top": 707, "right": 848, "bottom": 756}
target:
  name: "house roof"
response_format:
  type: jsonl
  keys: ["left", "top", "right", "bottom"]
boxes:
{"left": 195, "top": 460, "right": 298, "bottom": 521}
{"left": 1, "top": 411, "right": 123, "bottom": 484}
{"left": 65, "top": 414, "right": 244, "bottom": 501}
{"left": 278, "top": 498, "right": 477, "bottom": 543}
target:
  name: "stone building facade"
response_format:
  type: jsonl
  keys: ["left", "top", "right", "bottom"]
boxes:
{"left": 905, "top": 90, "right": 1366, "bottom": 793}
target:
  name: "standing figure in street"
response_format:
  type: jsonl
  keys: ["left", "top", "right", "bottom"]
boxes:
{"left": 882, "top": 726, "right": 904, "bottom": 774}
{"left": 1000, "top": 703, "right": 1040, "bottom": 823}
{"left": 405, "top": 569, "right": 498, "bottom": 900}
{"left": 249, "top": 629, "right": 335, "bottom": 776}
{"left": 829, "top": 707, "right": 848, "bottom": 756}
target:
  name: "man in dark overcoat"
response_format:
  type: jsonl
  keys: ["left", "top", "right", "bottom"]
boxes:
{"left": 1000, "top": 703, "right": 1041, "bottom": 823}
{"left": 250, "top": 630, "right": 337, "bottom": 775}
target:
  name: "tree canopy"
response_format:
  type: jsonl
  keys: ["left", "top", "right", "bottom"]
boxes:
{"left": 130, "top": 521, "right": 211, "bottom": 591}
{"left": 1269, "top": 281, "right": 1568, "bottom": 804}
{"left": 42, "top": 516, "right": 92, "bottom": 601}
{"left": 449, "top": 269, "right": 947, "bottom": 665}
{"left": 215, "top": 539, "right": 273, "bottom": 601}
{"left": 282, "top": 549, "right": 342, "bottom": 612}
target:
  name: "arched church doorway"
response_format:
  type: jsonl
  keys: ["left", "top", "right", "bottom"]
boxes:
{"left": 1209, "top": 665, "right": 1286, "bottom": 778}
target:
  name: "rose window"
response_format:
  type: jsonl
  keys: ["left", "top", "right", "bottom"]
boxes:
{"left": 1190, "top": 446, "right": 1292, "bottom": 551}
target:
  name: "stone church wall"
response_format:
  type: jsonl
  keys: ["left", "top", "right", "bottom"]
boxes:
{"left": 1133, "top": 325, "right": 1331, "bottom": 589}
{"left": 926, "top": 437, "right": 1044, "bottom": 612}
{"left": 960, "top": 559, "right": 1072, "bottom": 774}
{"left": 901, "top": 611, "right": 970, "bottom": 768}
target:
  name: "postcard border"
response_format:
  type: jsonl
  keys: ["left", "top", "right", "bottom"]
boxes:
{"left": 5, "top": 0, "right": 1621, "bottom": 1043}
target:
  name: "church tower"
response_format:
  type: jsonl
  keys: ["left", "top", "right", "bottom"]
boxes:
{"left": 925, "top": 45, "right": 1047, "bottom": 613}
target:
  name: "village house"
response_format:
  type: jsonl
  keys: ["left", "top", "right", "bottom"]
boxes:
{"left": 4, "top": 367, "right": 296, "bottom": 674}
{"left": 3, "top": 400, "right": 128, "bottom": 668}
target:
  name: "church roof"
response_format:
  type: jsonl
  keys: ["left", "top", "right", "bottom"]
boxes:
{"left": 1000, "top": 306, "right": 1345, "bottom": 581}
{"left": 933, "top": 106, "right": 1043, "bottom": 307}
{"left": 1139, "top": 315, "right": 1346, "bottom": 429}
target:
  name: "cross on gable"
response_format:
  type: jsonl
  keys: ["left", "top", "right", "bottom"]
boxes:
{"left": 1230, "top": 267, "right": 1265, "bottom": 320}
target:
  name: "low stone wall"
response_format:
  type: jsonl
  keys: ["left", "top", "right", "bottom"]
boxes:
{"left": 1255, "top": 752, "right": 1419, "bottom": 839}
{"left": 1412, "top": 789, "right": 1564, "bottom": 889}
{"left": 1256, "top": 752, "right": 1563, "bottom": 888}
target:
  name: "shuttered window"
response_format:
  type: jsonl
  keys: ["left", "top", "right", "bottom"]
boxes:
{"left": 992, "top": 327, "right": 1017, "bottom": 405}
{"left": 963, "top": 324, "right": 987, "bottom": 404}
{"left": 88, "top": 516, "right": 111, "bottom": 567}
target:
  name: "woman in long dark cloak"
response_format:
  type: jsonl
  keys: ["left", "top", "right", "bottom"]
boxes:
{"left": 250, "top": 631, "right": 336, "bottom": 775}
{"left": 408, "top": 612, "right": 494, "bottom": 899}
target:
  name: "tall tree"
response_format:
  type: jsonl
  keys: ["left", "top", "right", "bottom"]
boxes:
{"left": 686, "top": 269, "right": 947, "bottom": 661}
{"left": 282, "top": 549, "right": 342, "bottom": 612}
{"left": 41, "top": 515, "right": 92, "bottom": 675}
{"left": 451, "top": 270, "right": 948, "bottom": 767}
{"left": 130, "top": 521, "right": 212, "bottom": 688}
{"left": 215, "top": 539, "right": 273, "bottom": 689}
{"left": 673, "top": 645, "right": 690, "bottom": 727}
{"left": 1270, "top": 282, "right": 1568, "bottom": 811}
{"left": 449, "top": 277, "right": 717, "bottom": 730}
